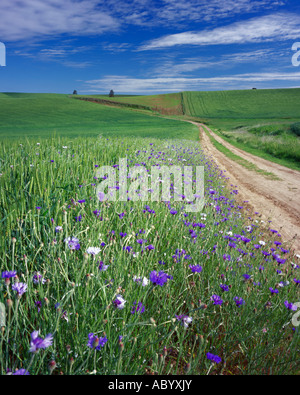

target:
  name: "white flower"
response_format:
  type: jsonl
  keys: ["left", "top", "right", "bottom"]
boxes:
{"left": 133, "top": 276, "right": 149, "bottom": 286}
{"left": 113, "top": 294, "right": 126, "bottom": 309}
{"left": 259, "top": 240, "right": 266, "bottom": 246}
{"left": 86, "top": 247, "right": 101, "bottom": 256}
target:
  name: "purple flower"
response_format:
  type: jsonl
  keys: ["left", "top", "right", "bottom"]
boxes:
{"left": 87, "top": 333, "right": 108, "bottom": 351}
{"left": 189, "top": 264, "right": 203, "bottom": 273}
{"left": 32, "top": 272, "right": 46, "bottom": 284}
{"left": 284, "top": 301, "right": 298, "bottom": 311}
{"left": 145, "top": 244, "right": 155, "bottom": 251}
{"left": 113, "top": 294, "right": 126, "bottom": 309}
{"left": 233, "top": 297, "right": 245, "bottom": 307}
{"left": 242, "top": 274, "right": 251, "bottom": 281}
{"left": 29, "top": 331, "right": 53, "bottom": 353}
{"left": 220, "top": 284, "right": 229, "bottom": 292}
{"left": 65, "top": 237, "right": 80, "bottom": 250}
{"left": 206, "top": 352, "right": 222, "bottom": 364}
{"left": 2, "top": 271, "right": 17, "bottom": 279}
{"left": 12, "top": 282, "right": 27, "bottom": 296}
{"left": 12, "top": 368, "right": 30, "bottom": 375}
{"left": 131, "top": 301, "right": 145, "bottom": 315}
{"left": 149, "top": 270, "right": 172, "bottom": 287}
{"left": 98, "top": 261, "right": 109, "bottom": 271}
{"left": 211, "top": 294, "right": 223, "bottom": 305}
{"left": 269, "top": 287, "right": 279, "bottom": 294}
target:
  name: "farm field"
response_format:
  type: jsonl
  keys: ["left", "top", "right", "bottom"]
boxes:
{"left": 0, "top": 93, "right": 197, "bottom": 140}
{"left": 84, "top": 88, "right": 300, "bottom": 170}
{"left": 0, "top": 91, "right": 299, "bottom": 376}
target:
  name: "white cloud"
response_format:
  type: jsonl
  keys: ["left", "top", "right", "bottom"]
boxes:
{"left": 139, "top": 13, "right": 300, "bottom": 50}
{"left": 83, "top": 72, "right": 300, "bottom": 94}
{"left": 0, "top": 0, "right": 119, "bottom": 42}
{"left": 0, "top": 0, "right": 288, "bottom": 42}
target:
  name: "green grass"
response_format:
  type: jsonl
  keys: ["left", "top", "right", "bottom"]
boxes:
{"left": 201, "top": 126, "right": 280, "bottom": 180}
{"left": 211, "top": 128, "right": 300, "bottom": 171}
{"left": 0, "top": 92, "right": 196, "bottom": 140}
{"left": 182, "top": 89, "right": 300, "bottom": 122}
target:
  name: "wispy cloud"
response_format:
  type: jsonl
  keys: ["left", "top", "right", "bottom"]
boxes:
{"left": 14, "top": 44, "right": 92, "bottom": 68}
{"left": 0, "top": 0, "right": 288, "bottom": 43}
{"left": 83, "top": 72, "right": 300, "bottom": 94}
{"left": 0, "top": 0, "right": 119, "bottom": 42}
{"left": 139, "top": 13, "right": 300, "bottom": 50}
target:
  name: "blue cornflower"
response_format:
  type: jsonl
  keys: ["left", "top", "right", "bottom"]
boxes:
{"left": 206, "top": 352, "right": 222, "bottom": 364}
{"left": 87, "top": 333, "right": 108, "bottom": 351}
{"left": 2, "top": 271, "right": 17, "bottom": 279}
{"left": 211, "top": 294, "right": 223, "bottom": 305}
{"left": 149, "top": 270, "right": 172, "bottom": 286}
{"left": 220, "top": 284, "right": 229, "bottom": 292}
{"left": 131, "top": 301, "right": 145, "bottom": 315}
{"left": 233, "top": 297, "right": 245, "bottom": 307}
{"left": 189, "top": 264, "right": 203, "bottom": 273}
{"left": 12, "top": 282, "right": 27, "bottom": 297}
{"left": 29, "top": 331, "right": 53, "bottom": 353}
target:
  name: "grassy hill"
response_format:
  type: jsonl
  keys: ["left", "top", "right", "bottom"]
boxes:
{"left": 0, "top": 92, "right": 197, "bottom": 140}
{"left": 181, "top": 88, "right": 300, "bottom": 130}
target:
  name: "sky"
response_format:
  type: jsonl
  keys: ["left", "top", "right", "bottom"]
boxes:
{"left": 0, "top": 0, "right": 300, "bottom": 95}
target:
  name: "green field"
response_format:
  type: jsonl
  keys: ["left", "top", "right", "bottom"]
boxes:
{"left": 0, "top": 92, "right": 197, "bottom": 140}
{"left": 182, "top": 88, "right": 300, "bottom": 128}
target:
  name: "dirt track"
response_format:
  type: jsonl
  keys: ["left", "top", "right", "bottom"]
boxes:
{"left": 192, "top": 122, "right": 300, "bottom": 254}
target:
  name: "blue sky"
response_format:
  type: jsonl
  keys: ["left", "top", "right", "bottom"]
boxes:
{"left": 1, "top": 0, "right": 300, "bottom": 95}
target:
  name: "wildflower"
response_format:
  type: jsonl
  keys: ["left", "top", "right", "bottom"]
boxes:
{"left": 2, "top": 271, "right": 17, "bottom": 279}
{"left": 133, "top": 276, "right": 149, "bottom": 286}
{"left": 206, "top": 352, "right": 222, "bottom": 364}
{"left": 29, "top": 331, "right": 53, "bottom": 353}
{"left": 86, "top": 247, "right": 101, "bottom": 256}
{"left": 55, "top": 226, "right": 63, "bottom": 232}
{"left": 98, "top": 261, "right": 109, "bottom": 271}
{"left": 65, "top": 237, "right": 80, "bottom": 250}
{"left": 269, "top": 287, "right": 279, "bottom": 294}
{"left": 175, "top": 314, "right": 193, "bottom": 328}
{"left": 149, "top": 270, "right": 172, "bottom": 287}
{"left": 32, "top": 272, "right": 46, "bottom": 284}
{"left": 87, "top": 333, "right": 108, "bottom": 351}
{"left": 98, "top": 191, "right": 106, "bottom": 201}
{"left": 11, "top": 369, "right": 30, "bottom": 375}
{"left": 12, "top": 282, "right": 27, "bottom": 297}
{"left": 113, "top": 294, "right": 126, "bottom": 309}
{"left": 220, "top": 283, "right": 229, "bottom": 292}
{"left": 233, "top": 297, "right": 245, "bottom": 307}
{"left": 145, "top": 244, "right": 155, "bottom": 251}
{"left": 131, "top": 301, "right": 145, "bottom": 315}
{"left": 189, "top": 264, "right": 203, "bottom": 273}
{"left": 211, "top": 294, "right": 223, "bottom": 305}
{"left": 35, "top": 301, "right": 42, "bottom": 313}
{"left": 242, "top": 273, "right": 251, "bottom": 281}
{"left": 284, "top": 301, "right": 298, "bottom": 311}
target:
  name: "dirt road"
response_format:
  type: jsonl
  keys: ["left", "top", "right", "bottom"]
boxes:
{"left": 192, "top": 122, "right": 300, "bottom": 254}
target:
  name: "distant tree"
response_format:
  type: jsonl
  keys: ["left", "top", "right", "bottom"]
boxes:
{"left": 73, "top": 90, "right": 78, "bottom": 95}
{"left": 109, "top": 90, "right": 114, "bottom": 97}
